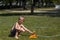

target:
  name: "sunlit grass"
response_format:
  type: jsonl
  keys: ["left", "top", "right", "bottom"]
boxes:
{"left": 0, "top": 15, "right": 60, "bottom": 40}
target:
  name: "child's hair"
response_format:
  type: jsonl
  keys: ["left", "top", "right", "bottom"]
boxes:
{"left": 18, "top": 16, "right": 24, "bottom": 20}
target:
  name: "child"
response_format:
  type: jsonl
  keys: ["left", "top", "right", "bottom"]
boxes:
{"left": 9, "top": 16, "right": 33, "bottom": 39}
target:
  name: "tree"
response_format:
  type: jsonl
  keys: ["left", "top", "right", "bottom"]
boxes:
{"left": 52, "top": 0, "right": 60, "bottom": 4}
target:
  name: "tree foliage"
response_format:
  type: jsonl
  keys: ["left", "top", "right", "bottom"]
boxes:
{"left": 52, "top": 0, "right": 60, "bottom": 4}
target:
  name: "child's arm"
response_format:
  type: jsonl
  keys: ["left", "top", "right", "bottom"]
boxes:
{"left": 21, "top": 24, "right": 33, "bottom": 33}
{"left": 11, "top": 23, "right": 15, "bottom": 30}
{"left": 11, "top": 25, "right": 14, "bottom": 30}
{"left": 15, "top": 22, "right": 21, "bottom": 31}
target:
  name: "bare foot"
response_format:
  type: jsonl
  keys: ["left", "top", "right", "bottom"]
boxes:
{"left": 15, "top": 36, "right": 19, "bottom": 39}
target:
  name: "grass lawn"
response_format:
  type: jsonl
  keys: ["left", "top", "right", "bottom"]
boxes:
{"left": 0, "top": 15, "right": 60, "bottom": 40}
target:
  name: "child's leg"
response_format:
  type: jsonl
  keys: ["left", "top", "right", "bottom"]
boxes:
{"left": 18, "top": 31, "right": 22, "bottom": 36}
{"left": 15, "top": 30, "right": 19, "bottom": 39}
{"left": 20, "top": 28, "right": 25, "bottom": 32}
{"left": 15, "top": 30, "right": 22, "bottom": 39}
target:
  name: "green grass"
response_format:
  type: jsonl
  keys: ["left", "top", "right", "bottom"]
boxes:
{"left": 0, "top": 15, "right": 60, "bottom": 40}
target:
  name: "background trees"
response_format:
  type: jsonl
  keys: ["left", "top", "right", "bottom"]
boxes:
{"left": 0, "top": 0, "right": 59, "bottom": 9}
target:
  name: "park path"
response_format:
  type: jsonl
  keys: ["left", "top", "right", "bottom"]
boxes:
{"left": 0, "top": 8, "right": 59, "bottom": 14}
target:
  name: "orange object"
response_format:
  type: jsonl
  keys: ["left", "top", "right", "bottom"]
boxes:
{"left": 29, "top": 33, "right": 37, "bottom": 38}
